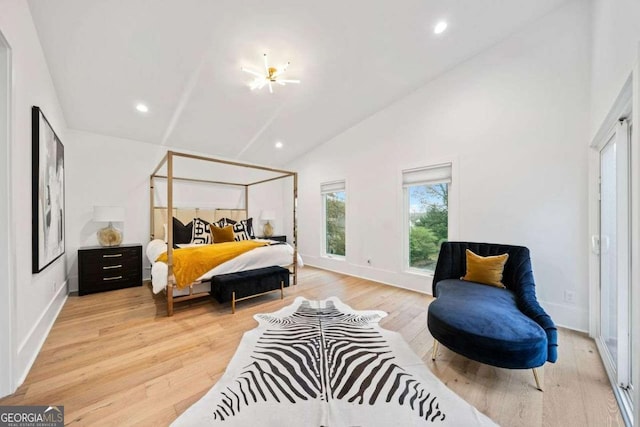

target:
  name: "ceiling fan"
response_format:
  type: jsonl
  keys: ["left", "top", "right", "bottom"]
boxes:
{"left": 241, "top": 53, "right": 300, "bottom": 93}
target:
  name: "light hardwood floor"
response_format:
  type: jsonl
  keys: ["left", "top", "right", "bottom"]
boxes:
{"left": 0, "top": 267, "right": 623, "bottom": 426}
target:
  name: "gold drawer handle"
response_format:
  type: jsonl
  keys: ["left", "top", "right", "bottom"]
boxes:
{"left": 103, "top": 276, "right": 123, "bottom": 281}
{"left": 103, "top": 253, "right": 123, "bottom": 258}
{"left": 103, "top": 265, "right": 122, "bottom": 270}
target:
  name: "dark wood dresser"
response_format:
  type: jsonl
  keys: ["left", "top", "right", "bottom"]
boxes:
{"left": 78, "top": 244, "right": 143, "bottom": 295}
{"left": 258, "top": 235, "right": 287, "bottom": 243}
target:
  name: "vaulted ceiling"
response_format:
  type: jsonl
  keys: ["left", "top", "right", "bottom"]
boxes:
{"left": 28, "top": 0, "right": 569, "bottom": 166}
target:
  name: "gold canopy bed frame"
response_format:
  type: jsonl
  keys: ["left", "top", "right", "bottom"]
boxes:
{"left": 150, "top": 150, "right": 298, "bottom": 316}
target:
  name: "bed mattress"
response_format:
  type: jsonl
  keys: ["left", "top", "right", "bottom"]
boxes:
{"left": 146, "top": 239, "right": 303, "bottom": 294}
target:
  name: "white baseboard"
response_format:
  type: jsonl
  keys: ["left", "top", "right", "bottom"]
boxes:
{"left": 539, "top": 300, "right": 588, "bottom": 333}
{"left": 302, "top": 254, "right": 433, "bottom": 295}
{"left": 16, "top": 281, "right": 68, "bottom": 386}
{"left": 303, "top": 254, "right": 588, "bottom": 332}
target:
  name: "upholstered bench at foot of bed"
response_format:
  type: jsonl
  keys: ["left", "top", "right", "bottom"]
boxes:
{"left": 211, "top": 266, "right": 290, "bottom": 313}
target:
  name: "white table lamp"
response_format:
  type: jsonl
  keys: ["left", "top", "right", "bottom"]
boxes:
{"left": 260, "top": 210, "right": 276, "bottom": 237}
{"left": 93, "top": 206, "right": 125, "bottom": 246}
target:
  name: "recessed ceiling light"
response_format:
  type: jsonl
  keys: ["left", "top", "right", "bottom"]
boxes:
{"left": 135, "top": 103, "right": 149, "bottom": 113}
{"left": 434, "top": 21, "right": 448, "bottom": 35}
{"left": 275, "top": 141, "right": 283, "bottom": 149}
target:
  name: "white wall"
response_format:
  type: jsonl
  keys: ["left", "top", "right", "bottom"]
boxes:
{"left": 248, "top": 179, "right": 291, "bottom": 240}
{"left": 590, "top": 0, "right": 640, "bottom": 140}
{"left": 287, "top": 1, "right": 591, "bottom": 331}
{"left": 65, "top": 130, "right": 162, "bottom": 290}
{"left": 0, "top": 24, "right": 15, "bottom": 397}
{"left": 0, "top": 0, "right": 69, "bottom": 391}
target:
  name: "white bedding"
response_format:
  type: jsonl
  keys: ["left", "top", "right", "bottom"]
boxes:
{"left": 146, "top": 239, "right": 304, "bottom": 294}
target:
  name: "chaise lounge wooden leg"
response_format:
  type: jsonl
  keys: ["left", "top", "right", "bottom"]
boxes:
{"left": 432, "top": 340, "right": 439, "bottom": 361}
{"left": 280, "top": 280, "right": 284, "bottom": 299}
{"left": 532, "top": 368, "right": 542, "bottom": 391}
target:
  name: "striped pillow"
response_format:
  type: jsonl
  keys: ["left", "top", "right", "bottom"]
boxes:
{"left": 233, "top": 218, "right": 255, "bottom": 241}
{"left": 191, "top": 218, "right": 212, "bottom": 244}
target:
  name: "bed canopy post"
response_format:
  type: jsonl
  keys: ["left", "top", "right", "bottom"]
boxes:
{"left": 166, "top": 151, "right": 175, "bottom": 316}
{"left": 150, "top": 151, "right": 168, "bottom": 240}
{"left": 293, "top": 172, "right": 298, "bottom": 286}
{"left": 244, "top": 185, "right": 249, "bottom": 217}
{"left": 149, "top": 175, "right": 154, "bottom": 240}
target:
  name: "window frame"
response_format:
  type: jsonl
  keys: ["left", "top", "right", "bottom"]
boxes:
{"left": 401, "top": 161, "right": 457, "bottom": 277}
{"left": 321, "top": 180, "right": 346, "bottom": 260}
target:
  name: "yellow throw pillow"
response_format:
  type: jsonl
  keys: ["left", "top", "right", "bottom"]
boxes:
{"left": 210, "top": 225, "right": 235, "bottom": 243}
{"left": 462, "top": 249, "right": 509, "bottom": 288}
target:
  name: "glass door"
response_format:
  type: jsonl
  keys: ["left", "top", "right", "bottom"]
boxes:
{"left": 600, "top": 134, "right": 619, "bottom": 366}
{"left": 599, "top": 119, "right": 632, "bottom": 413}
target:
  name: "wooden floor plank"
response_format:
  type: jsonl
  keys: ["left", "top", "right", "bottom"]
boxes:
{"left": 0, "top": 267, "right": 623, "bottom": 426}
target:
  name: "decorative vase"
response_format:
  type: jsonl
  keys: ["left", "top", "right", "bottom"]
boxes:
{"left": 263, "top": 221, "right": 274, "bottom": 238}
{"left": 97, "top": 223, "right": 123, "bottom": 246}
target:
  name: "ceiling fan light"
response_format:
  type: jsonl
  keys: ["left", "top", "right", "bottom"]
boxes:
{"left": 243, "top": 53, "right": 299, "bottom": 93}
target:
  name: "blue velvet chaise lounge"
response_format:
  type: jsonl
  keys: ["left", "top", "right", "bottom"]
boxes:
{"left": 427, "top": 242, "right": 558, "bottom": 390}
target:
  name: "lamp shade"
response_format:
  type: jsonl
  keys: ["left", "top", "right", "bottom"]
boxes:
{"left": 260, "top": 210, "right": 276, "bottom": 221}
{"left": 93, "top": 206, "right": 125, "bottom": 222}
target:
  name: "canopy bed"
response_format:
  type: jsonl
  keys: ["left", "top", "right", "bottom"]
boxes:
{"left": 149, "top": 151, "right": 299, "bottom": 316}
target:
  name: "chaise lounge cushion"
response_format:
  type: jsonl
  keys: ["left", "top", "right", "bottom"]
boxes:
{"left": 429, "top": 242, "right": 558, "bottom": 370}
{"left": 428, "top": 279, "right": 548, "bottom": 369}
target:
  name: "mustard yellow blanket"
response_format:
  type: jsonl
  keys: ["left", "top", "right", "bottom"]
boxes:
{"left": 156, "top": 240, "right": 268, "bottom": 289}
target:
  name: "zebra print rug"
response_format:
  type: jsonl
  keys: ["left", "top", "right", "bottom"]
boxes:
{"left": 172, "top": 297, "right": 497, "bottom": 426}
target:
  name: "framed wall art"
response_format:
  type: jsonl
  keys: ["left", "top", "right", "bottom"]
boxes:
{"left": 32, "top": 106, "right": 65, "bottom": 273}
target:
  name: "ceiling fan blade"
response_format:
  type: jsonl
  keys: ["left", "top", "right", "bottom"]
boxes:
{"left": 274, "top": 62, "right": 290, "bottom": 76}
{"left": 278, "top": 79, "right": 300, "bottom": 84}
{"left": 250, "top": 79, "right": 267, "bottom": 90}
{"left": 277, "top": 81, "right": 286, "bottom": 86}
{"left": 242, "top": 67, "right": 263, "bottom": 78}
{"left": 268, "top": 81, "right": 273, "bottom": 93}
{"left": 263, "top": 53, "right": 270, "bottom": 74}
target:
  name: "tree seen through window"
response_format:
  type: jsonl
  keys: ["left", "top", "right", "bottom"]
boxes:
{"left": 325, "top": 191, "right": 346, "bottom": 256}
{"left": 408, "top": 183, "right": 448, "bottom": 271}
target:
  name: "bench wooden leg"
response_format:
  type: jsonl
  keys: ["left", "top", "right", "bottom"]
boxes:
{"left": 280, "top": 280, "right": 284, "bottom": 299}
{"left": 232, "top": 291, "right": 236, "bottom": 314}
{"left": 532, "top": 368, "right": 542, "bottom": 391}
{"left": 432, "top": 340, "right": 439, "bottom": 361}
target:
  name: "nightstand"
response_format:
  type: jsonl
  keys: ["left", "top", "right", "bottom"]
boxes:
{"left": 258, "top": 235, "right": 287, "bottom": 243}
{"left": 78, "top": 244, "right": 143, "bottom": 295}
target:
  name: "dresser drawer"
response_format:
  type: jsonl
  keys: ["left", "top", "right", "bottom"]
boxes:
{"left": 81, "top": 246, "right": 140, "bottom": 265}
{"left": 78, "top": 244, "right": 143, "bottom": 295}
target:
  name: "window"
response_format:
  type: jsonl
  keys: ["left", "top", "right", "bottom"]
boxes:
{"left": 321, "top": 180, "right": 346, "bottom": 257}
{"left": 403, "top": 164, "right": 451, "bottom": 272}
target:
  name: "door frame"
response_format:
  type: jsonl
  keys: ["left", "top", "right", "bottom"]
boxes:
{"left": 589, "top": 75, "right": 632, "bottom": 336}
{"left": 631, "top": 46, "right": 640, "bottom": 427}
{"left": 0, "top": 28, "right": 16, "bottom": 397}
{"left": 589, "top": 67, "right": 639, "bottom": 426}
